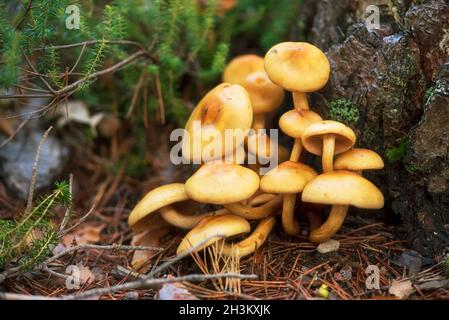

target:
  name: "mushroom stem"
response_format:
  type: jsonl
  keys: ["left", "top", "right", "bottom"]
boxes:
{"left": 224, "top": 195, "right": 283, "bottom": 220}
{"left": 249, "top": 193, "right": 276, "bottom": 206}
{"left": 309, "top": 205, "right": 348, "bottom": 243}
{"left": 282, "top": 194, "right": 300, "bottom": 235}
{"left": 160, "top": 207, "right": 229, "bottom": 230}
{"left": 290, "top": 139, "right": 302, "bottom": 162}
{"left": 219, "top": 216, "right": 276, "bottom": 257}
{"left": 322, "top": 134, "right": 336, "bottom": 173}
{"left": 292, "top": 92, "right": 309, "bottom": 110}
{"left": 252, "top": 113, "right": 266, "bottom": 131}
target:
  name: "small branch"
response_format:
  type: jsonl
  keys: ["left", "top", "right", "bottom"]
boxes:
{"left": 58, "top": 199, "right": 97, "bottom": 237}
{"left": 46, "top": 244, "right": 164, "bottom": 265}
{"left": 34, "top": 40, "right": 148, "bottom": 52}
{"left": 25, "top": 126, "right": 53, "bottom": 215}
{"left": 14, "top": 0, "right": 33, "bottom": 30}
{"left": 0, "top": 118, "right": 30, "bottom": 149}
{"left": 0, "top": 273, "right": 258, "bottom": 300}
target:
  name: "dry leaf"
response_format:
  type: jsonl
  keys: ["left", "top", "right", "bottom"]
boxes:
{"left": 131, "top": 216, "right": 170, "bottom": 273}
{"left": 78, "top": 265, "right": 96, "bottom": 286}
{"left": 0, "top": 117, "right": 14, "bottom": 137}
{"left": 389, "top": 279, "right": 414, "bottom": 299}
{"left": 62, "top": 223, "right": 105, "bottom": 247}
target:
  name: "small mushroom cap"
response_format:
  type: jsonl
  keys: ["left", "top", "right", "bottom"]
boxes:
{"left": 279, "top": 109, "right": 323, "bottom": 138}
{"left": 301, "top": 170, "right": 384, "bottom": 209}
{"left": 128, "top": 183, "right": 188, "bottom": 228}
{"left": 176, "top": 214, "right": 251, "bottom": 255}
{"left": 223, "top": 54, "right": 265, "bottom": 84}
{"left": 302, "top": 120, "right": 356, "bottom": 156}
{"left": 182, "top": 83, "right": 253, "bottom": 162}
{"left": 260, "top": 161, "right": 318, "bottom": 194}
{"left": 264, "top": 42, "right": 330, "bottom": 92}
{"left": 185, "top": 162, "right": 260, "bottom": 204}
{"left": 334, "top": 148, "right": 384, "bottom": 171}
{"left": 242, "top": 71, "right": 285, "bottom": 114}
{"left": 224, "top": 55, "right": 284, "bottom": 114}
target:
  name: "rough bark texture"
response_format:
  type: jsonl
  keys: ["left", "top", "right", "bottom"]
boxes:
{"left": 306, "top": 0, "right": 449, "bottom": 255}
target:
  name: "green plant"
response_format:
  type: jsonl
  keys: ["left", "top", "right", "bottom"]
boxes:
{"left": 327, "top": 98, "right": 360, "bottom": 124}
{"left": 0, "top": 181, "right": 72, "bottom": 270}
{"left": 386, "top": 138, "right": 409, "bottom": 162}
{"left": 425, "top": 85, "right": 436, "bottom": 101}
{"left": 1, "top": 0, "right": 306, "bottom": 126}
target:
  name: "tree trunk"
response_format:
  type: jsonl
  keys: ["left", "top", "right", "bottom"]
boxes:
{"left": 303, "top": 0, "right": 449, "bottom": 255}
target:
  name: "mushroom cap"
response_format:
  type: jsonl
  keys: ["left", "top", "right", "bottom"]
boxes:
{"left": 279, "top": 109, "right": 323, "bottom": 138}
{"left": 260, "top": 161, "right": 318, "bottom": 194}
{"left": 264, "top": 42, "right": 330, "bottom": 92}
{"left": 301, "top": 170, "right": 384, "bottom": 209}
{"left": 182, "top": 83, "right": 253, "bottom": 163}
{"left": 185, "top": 162, "right": 260, "bottom": 204}
{"left": 302, "top": 120, "right": 356, "bottom": 156}
{"left": 246, "top": 131, "right": 289, "bottom": 161}
{"left": 223, "top": 55, "right": 284, "bottom": 114}
{"left": 176, "top": 214, "right": 251, "bottom": 255}
{"left": 242, "top": 71, "right": 285, "bottom": 114}
{"left": 128, "top": 183, "right": 188, "bottom": 228}
{"left": 223, "top": 54, "right": 265, "bottom": 84}
{"left": 334, "top": 148, "right": 384, "bottom": 171}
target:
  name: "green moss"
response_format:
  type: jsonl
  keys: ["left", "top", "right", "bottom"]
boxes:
{"left": 405, "top": 162, "right": 423, "bottom": 174}
{"left": 327, "top": 99, "right": 360, "bottom": 124}
{"left": 425, "top": 86, "right": 436, "bottom": 101}
{"left": 386, "top": 138, "right": 409, "bottom": 162}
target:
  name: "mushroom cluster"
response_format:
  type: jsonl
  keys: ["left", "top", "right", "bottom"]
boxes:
{"left": 128, "top": 42, "right": 385, "bottom": 264}
{"left": 262, "top": 42, "right": 385, "bottom": 243}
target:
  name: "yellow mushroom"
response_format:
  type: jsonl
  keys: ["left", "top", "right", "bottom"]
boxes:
{"left": 264, "top": 42, "right": 330, "bottom": 109}
{"left": 177, "top": 214, "right": 251, "bottom": 255}
{"left": 182, "top": 83, "right": 253, "bottom": 163}
{"left": 302, "top": 170, "right": 384, "bottom": 243}
{"left": 128, "top": 183, "right": 188, "bottom": 231}
{"left": 334, "top": 148, "right": 384, "bottom": 175}
{"left": 260, "top": 161, "right": 317, "bottom": 235}
{"left": 218, "top": 216, "right": 276, "bottom": 257}
{"left": 302, "top": 120, "right": 356, "bottom": 173}
{"left": 185, "top": 161, "right": 260, "bottom": 205}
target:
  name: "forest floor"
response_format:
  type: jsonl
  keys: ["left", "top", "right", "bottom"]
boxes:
{"left": 1, "top": 127, "right": 448, "bottom": 300}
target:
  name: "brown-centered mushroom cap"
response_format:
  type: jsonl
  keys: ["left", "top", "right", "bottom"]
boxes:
{"left": 260, "top": 161, "right": 318, "bottom": 194}
{"left": 223, "top": 54, "right": 265, "bottom": 84}
{"left": 176, "top": 214, "right": 251, "bottom": 255}
{"left": 182, "top": 83, "right": 253, "bottom": 163}
{"left": 302, "top": 170, "right": 384, "bottom": 209}
{"left": 185, "top": 162, "right": 260, "bottom": 204}
{"left": 301, "top": 120, "right": 356, "bottom": 156}
{"left": 334, "top": 148, "right": 384, "bottom": 171}
{"left": 128, "top": 183, "right": 188, "bottom": 229}
{"left": 264, "top": 42, "right": 330, "bottom": 92}
{"left": 279, "top": 109, "right": 323, "bottom": 138}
